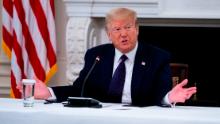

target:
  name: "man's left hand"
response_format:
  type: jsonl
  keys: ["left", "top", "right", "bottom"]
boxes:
{"left": 168, "top": 79, "right": 197, "bottom": 104}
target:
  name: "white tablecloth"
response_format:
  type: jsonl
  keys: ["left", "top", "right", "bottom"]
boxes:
{"left": 0, "top": 98, "right": 220, "bottom": 124}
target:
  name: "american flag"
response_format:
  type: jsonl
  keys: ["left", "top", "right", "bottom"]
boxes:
{"left": 2, "top": 0, "right": 57, "bottom": 98}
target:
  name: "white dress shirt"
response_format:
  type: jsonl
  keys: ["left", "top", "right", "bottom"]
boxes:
{"left": 113, "top": 43, "right": 137, "bottom": 103}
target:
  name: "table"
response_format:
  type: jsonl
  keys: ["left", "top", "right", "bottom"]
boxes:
{"left": 0, "top": 98, "right": 220, "bottom": 124}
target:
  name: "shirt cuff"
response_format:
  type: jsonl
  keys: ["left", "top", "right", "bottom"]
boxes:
{"left": 47, "top": 87, "right": 57, "bottom": 100}
{"left": 162, "top": 92, "right": 175, "bottom": 107}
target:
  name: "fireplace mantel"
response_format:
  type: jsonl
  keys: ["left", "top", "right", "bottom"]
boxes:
{"left": 63, "top": 0, "right": 220, "bottom": 83}
{"left": 64, "top": 0, "right": 160, "bottom": 17}
{"left": 64, "top": 0, "right": 220, "bottom": 18}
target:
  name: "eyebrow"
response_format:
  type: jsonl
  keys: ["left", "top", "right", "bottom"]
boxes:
{"left": 112, "top": 23, "right": 134, "bottom": 28}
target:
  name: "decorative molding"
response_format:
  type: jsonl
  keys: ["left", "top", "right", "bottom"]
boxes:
{"left": 63, "top": 0, "right": 220, "bottom": 18}
{"left": 65, "top": 17, "right": 100, "bottom": 83}
{"left": 161, "top": 0, "right": 220, "bottom": 19}
{"left": 63, "top": 0, "right": 160, "bottom": 17}
{"left": 65, "top": 17, "right": 87, "bottom": 83}
{"left": 90, "top": 0, "right": 160, "bottom": 17}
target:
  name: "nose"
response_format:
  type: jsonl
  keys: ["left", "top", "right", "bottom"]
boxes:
{"left": 120, "top": 28, "right": 128, "bottom": 37}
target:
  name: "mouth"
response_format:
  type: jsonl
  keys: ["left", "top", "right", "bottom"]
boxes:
{"left": 121, "top": 39, "right": 128, "bottom": 44}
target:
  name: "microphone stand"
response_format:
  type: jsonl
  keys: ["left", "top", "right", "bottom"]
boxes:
{"left": 64, "top": 56, "right": 102, "bottom": 108}
{"left": 81, "top": 56, "right": 100, "bottom": 97}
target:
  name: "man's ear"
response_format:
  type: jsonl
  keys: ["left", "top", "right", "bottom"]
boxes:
{"left": 106, "top": 31, "right": 112, "bottom": 41}
{"left": 105, "top": 25, "right": 112, "bottom": 41}
{"left": 136, "top": 25, "right": 139, "bottom": 35}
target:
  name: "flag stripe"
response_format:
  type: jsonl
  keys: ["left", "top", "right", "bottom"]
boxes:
{"left": 11, "top": 50, "right": 22, "bottom": 84}
{"left": 12, "top": 31, "right": 26, "bottom": 78}
{"left": 2, "top": 27, "right": 12, "bottom": 52}
{"left": 22, "top": 0, "right": 48, "bottom": 73}
{"left": 3, "top": 0, "right": 13, "bottom": 17}
{"left": 12, "top": 4, "right": 31, "bottom": 80}
{"left": 30, "top": 0, "right": 56, "bottom": 68}
{"left": 11, "top": 71, "right": 21, "bottom": 98}
{"left": 2, "top": 0, "right": 13, "bottom": 59}
{"left": 2, "top": 8, "right": 13, "bottom": 34}
{"left": 50, "top": 0, "right": 55, "bottom": 18}
{"left": 40, "top": 0, "right": 56, "bottom": 52}
{"left": 14, "top": 0, "right": 46, "bottom": 81}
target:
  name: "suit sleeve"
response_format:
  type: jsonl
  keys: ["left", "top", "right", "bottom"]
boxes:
{"left": 154, "top": 53, "right": 172, "bottom": 106}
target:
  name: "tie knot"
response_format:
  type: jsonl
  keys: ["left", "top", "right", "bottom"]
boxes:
{"left": 120, "top": 55, "right": 128, "bottom": 62}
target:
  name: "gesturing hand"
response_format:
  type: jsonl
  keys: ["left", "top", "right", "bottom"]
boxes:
{"left": 168, "top": 79, "right": 197, "bottom": 104}
{"left": 33, "top": 77, "right": 52, "bottom": 100}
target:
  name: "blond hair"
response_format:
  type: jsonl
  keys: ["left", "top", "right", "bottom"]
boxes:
{"left": 105, "top": 8, "right": 138, "bottom": 30}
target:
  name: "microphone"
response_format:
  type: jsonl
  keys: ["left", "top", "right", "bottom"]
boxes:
{"left": 81, "top": 56, "right": 100, "bottom": 97}
{"left": 64, "top": 56, "right": 102, "bottom": 108}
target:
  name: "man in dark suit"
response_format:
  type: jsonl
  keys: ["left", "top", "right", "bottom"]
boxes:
{"left": 53, "top": 43, "right": 172, "bottom": 106}
{"left": 18, "top": 7, "right": 196, "bottom": 106}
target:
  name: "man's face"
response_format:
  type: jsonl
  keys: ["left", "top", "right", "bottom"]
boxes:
{"left": 107, "top": 18, "right": 139, "bottom": 53}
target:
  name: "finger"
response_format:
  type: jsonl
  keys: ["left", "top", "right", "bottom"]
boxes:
{"left": 186, "top": 90, "right": 197, "bottom": 99}
{"left": 185, "top": 87, "right": 197, "bottom": 92}
{"left": 186, "top": 93, "right": 194, "bottom": 99}
{"left": 16, "top": 85, "right": 21, "bottom": 90}
{"left": 16, "top": 83, "right": 20, "bottom": 89}
{"left": 187, "top": 89, "right": 197, "bottom": 95}
{"left": 16, "top": 82, "right": 23, "bottom": 91}
{"left": 16, "top": 85, "right": 22, "bottom": 92}
{"left": 177, "top": 79, "right": 188, "bottom": 87}
{"left": 33, "top": 76, "right": 44, "bottom": 86}
{"left": 33, "top": 76, "right": 40, "bottom": 83}
{"left": 186, "top": 94, "right": 192, "bottom": 99}
{"left": 181, "top": 93, "right": 190, "bottom": 101}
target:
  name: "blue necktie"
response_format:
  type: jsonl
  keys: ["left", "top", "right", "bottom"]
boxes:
{"left": 108, "top": 55, "right": 128, "bottom": 102}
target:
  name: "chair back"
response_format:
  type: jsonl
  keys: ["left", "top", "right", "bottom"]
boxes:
{"left": 170, "top": 63, "right": 189, "bottom": 87}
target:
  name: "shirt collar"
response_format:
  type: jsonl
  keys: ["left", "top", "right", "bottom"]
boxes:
{"left": 115, "top": 42, "right": 138, "bottom": 63}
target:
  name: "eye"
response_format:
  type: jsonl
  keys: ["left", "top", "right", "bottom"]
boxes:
{"left": 115, "top": 28, "right": 121, "bottom": 31}
{"left": 124, "top": 24, "right": 134, "bottom": 30}
{"left": 112, "top": 27, "right": 121, "bottom": 32}
{"left": 125, "top": 26, "right": 131, "bottom": 30}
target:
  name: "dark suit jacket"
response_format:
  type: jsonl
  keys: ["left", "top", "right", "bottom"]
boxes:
{"left": 52, "top": 42, "right": 172, "bottom": 106}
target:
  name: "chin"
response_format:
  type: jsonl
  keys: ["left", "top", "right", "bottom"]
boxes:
{"left": 120, "top": 48, "right": 132, "bottom": 53}
{"left": 117, "top": 44, "right": 133, "bottom": 53}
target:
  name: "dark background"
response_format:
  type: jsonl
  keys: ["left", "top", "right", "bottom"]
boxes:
{"left": 138, "top": 26, "right": 220, "bottom": 102}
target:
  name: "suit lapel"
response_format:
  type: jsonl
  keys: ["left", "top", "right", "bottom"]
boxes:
{"left": 131, "top": 43, "right": 151, "bottom": 100}
{"left": 100, "top": 46, "right": 115, "bottom": 92}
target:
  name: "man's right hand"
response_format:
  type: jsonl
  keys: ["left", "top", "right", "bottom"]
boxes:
{"left": 16, "top": 77, "right": 52, "bottom": 100}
